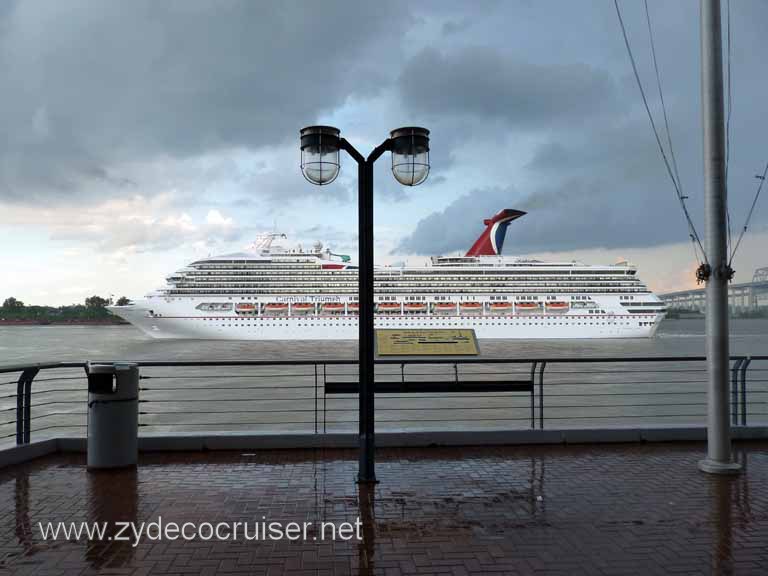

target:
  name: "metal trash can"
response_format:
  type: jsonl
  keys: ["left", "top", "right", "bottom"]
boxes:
{"left": 86, "top": 362, "right": 139, "bottom": 469}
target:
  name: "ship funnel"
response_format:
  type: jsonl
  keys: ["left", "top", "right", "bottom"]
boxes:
{"left": 465, "top": 209, "right": 526, "bottom": 256}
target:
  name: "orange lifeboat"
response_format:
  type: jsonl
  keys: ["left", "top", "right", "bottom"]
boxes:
{"left": 377, "top": 302, "right": 402, "bottom": 314}
{"left": 321, "top": 302, "right": 345, "bottom": 314}
{"left": 516, "top": 302, "right": 541, "bottom": 313}
{"left": 433, "top": 302, "right": 456, "bottom": 314}
{"left": 546, "top": 301, "right": 569, "bottom": 313}
{"left": 263, "top": 303, "right": 289, "bottom": 315}
{"left": 403, "top": 302, "right": 427, "bottom": 313}
{"left": 291, "top": 303, "right": 315, "bottom": 315}
{"left": 460, "top": 301, "right": 483, "bottom": 314}
{"left": 235, "top": 302, "right": 256, "bottom": 313}
{"left": 347, "top": 302, "right": 359, "bottom": 314}
{"left": 489, "top": 302, "right": 514, "bottom": 315}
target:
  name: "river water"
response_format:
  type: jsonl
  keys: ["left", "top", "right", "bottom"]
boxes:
{"left": 1, "top": 318, "right": 767, "bottom": 363}
{"left": 0, "top": 319, "right": 766, "bottom": 443}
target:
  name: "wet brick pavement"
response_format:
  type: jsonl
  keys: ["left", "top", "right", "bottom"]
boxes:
{"left": 0, "top": 441, "right": 766, "bottom": 575}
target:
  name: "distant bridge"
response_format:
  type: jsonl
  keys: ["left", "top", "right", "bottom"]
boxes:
{"left": 659, "top": 267, "right": 768, "bottom": 312}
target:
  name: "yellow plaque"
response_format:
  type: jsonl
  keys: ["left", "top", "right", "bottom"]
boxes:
{"left": 375, "top": 329, "right": 479, "bottom": 356}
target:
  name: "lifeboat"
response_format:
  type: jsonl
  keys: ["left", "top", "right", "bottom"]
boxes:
{"left": 263, "top": 303, "right": 289, "bottom": 315}
{"left": 516, "top": 302, "right": 541, "bottom": 313}
{"left": 489, "top": 302, "right": 514, "bottom": 315}
{"left": 546, "top": 301, "right": 569, "bottom": 313}
{"left": 291, "top": 303, "right": 315, "bottom": 315}
{"left": 432, "top": 302, "right": 456, "bottom": 314}
{"left": 403, "top": 302, "right": 427, "bottom": 313}
{"left": 377, "top": 302, "right": 402, "bottom": 314}
{"left": 459, "top": 301, "right": 483, "bottom": 315}
{"left": 347, "top": 302, "right": 359, "bottom": 314}
{"left": 321, "top": 302, "right": 345, "bottom": 314}
{"left": 235, "top": 303, "right": 257, "bottom": 314}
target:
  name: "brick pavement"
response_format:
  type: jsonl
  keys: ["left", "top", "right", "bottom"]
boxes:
{"left": 0, "top": 442, "right": 766, "bottom": 575}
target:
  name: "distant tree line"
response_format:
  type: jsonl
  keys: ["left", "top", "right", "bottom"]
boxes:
{"left": 0, "top": 296, "right": 131, "bottom": 324}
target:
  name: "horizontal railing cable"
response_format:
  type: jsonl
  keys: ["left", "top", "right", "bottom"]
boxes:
{"left": 141, "top": 372, "right": 317, "bottom": 380}
{"left": 1, "top": 355, "right": 766, "bottom": 446}
{"left": 140, "top": 397, "right": 319, "bottom": 403}
{"left": 30, "top": 412, "right": 87, "bottom": 421}
{"left": 140, "top": 385, "right": 316, "bottom": 391}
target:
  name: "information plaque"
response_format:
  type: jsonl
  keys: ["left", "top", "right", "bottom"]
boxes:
{"left": 375, "top": 329, "right": 479, "bottom": 356}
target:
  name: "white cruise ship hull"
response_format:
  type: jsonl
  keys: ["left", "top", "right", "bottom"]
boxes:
{"left": 113, "top": 302, "right": 662, "bottom": 340}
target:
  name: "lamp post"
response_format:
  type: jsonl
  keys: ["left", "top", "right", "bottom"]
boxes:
{"left": 300, "top": 125, "right": 430, "bottom": 482}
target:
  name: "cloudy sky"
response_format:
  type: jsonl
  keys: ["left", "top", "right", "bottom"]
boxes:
{"left": 1, "top": 0, "right": 767, "bottom": 305}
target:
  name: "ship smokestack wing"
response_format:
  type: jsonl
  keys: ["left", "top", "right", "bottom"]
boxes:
{"left": 465, "top": 209, "right": 526, "bottom": 256}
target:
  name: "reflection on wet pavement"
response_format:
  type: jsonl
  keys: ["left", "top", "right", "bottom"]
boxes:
{"left": 85, "top": 467, "right": 138, "bottom": 570}
{"left": 0, "top": 442, "right": 766, "bottom": 575}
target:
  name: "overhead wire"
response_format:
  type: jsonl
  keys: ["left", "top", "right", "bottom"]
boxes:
{"left": 725, "top": 0, "right": 733, "bottom": 256}
{"left": 644, "top": 0, "right": 683, "bottom": 202}
{"left": 723, "top": 0, "right": 765, "bottom": 269}
{"left": 642, "top": 0, "right": 703, "bottom": 264}
{"left": 614, "top": 0, "right": 707, "bottom": 264}
{"left": 728, "top": 162, "right": 767, "bottom": 266}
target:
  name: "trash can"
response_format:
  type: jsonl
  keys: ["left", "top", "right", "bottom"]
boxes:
{"left": 86, "top": 362, "right": 139, "bottom": 469}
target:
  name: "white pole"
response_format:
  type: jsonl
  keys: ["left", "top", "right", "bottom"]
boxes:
{"left": 698, "top": 0, "right": 740, "bottom": 474}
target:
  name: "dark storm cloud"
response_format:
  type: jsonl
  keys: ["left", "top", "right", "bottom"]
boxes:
{"left": 3, "top": 0, "right": 768, "bottom": 259}
{"left": 394, "top": 0, "right": 768, "bottom": 257}
{"left": 0, "top": 0, "right": 407, "bottom": 201}
{"left": 518, "top": 106, "right": 767, "bottom": 255}
{"left": 396, "top": 176, "right": 699, "bottom": 256}
{"left": 398, "top": 46, "right": 618, "bottom": 128}
{"left": 394, "top": 181, "right": 672, "bottom": 255}
{"left": 394, "top": 99, "right": 702, "bottom": 255}
{"left": 398, "top": 104, "right": 766, "bottom": 257}
{"left": 441, "top": 18, "right": 471, "bottom": 37}
{"left": 395, "top": 187, "right": 517, "bottom": 256}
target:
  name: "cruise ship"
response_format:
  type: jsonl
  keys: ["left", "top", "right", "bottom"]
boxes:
{"left": 108, "top": 209, "right": 666, "bottom": 339}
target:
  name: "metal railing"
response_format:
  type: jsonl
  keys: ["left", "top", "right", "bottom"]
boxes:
{"left": 1, "top": 356, "right": 766, "bottom": 446}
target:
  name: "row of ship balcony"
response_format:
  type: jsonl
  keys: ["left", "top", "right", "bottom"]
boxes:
{"left": 192, "top": 263, "right": 636, "bottom": 276}
{"left": 167, "top": 284, "right": 648, "bottom": 292}
{"left": 195, "top": 300, "right": 580, "bottom": 316}
{"left": 169, "top": 276, "right": 644, "bottom": 285}
{"left": 165, "top": 287, "right": 651, "bottom": 296}
{"left": 179, "top": 269, "right": 635, "bottom": 277}
{"left": 168, "top": 280, "right": 646, "bottom": 288}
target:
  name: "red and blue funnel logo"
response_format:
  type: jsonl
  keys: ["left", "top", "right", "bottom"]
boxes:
{"left": 465, "top": 209, "right": 526, "bottom": 257}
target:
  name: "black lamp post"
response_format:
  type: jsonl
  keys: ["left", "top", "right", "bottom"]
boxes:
{"left": 300, "top": 125, "right": 430, "bottom": 482}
